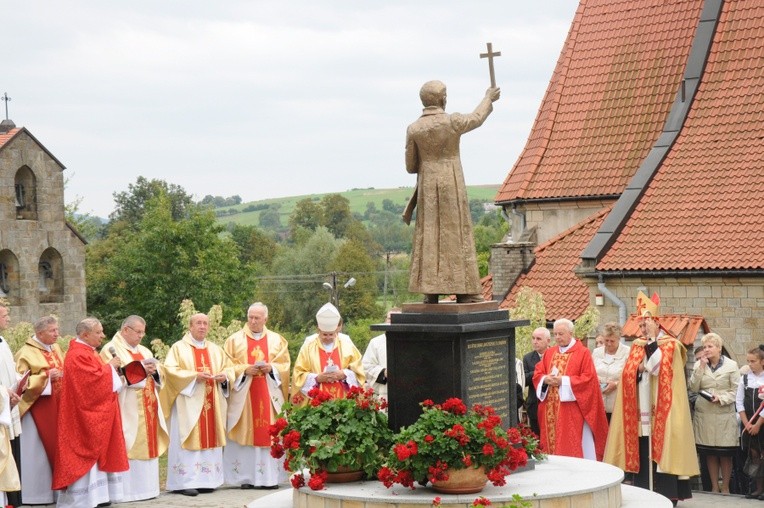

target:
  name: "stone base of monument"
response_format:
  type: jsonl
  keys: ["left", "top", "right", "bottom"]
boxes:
{"left": 246, "top": 456, "right": 672, "bottom": 508}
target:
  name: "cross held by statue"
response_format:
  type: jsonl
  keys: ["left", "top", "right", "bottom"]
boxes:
{"left": 480, "top": 42, "right": 501, "bottom": 88}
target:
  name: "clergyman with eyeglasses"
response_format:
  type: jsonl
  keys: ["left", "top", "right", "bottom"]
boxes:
{"left": 99, "top": 315, "right": 167, "bottom": 502}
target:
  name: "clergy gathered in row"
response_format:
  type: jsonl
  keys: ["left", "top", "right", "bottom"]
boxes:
{"left": 0, "top": 300, "right": 368, "bottom": 507}
{"left": 0, "top": 292, "right": 742, "bottom": 507}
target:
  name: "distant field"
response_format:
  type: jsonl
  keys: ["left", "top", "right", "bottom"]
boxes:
{"left": 216, "top": 184, "right": 500, "bottom": 227}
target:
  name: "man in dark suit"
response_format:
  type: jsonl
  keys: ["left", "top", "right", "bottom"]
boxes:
{"left": 523, "top": 327, "right": 551, "bottom": 436}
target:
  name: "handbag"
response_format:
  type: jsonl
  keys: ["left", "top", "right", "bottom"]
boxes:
{"left": 744, "top": 456, "right": 764, "bottom": 478}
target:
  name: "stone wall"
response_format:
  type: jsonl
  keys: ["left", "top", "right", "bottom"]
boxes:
{"left": 582, "top": 276, "right": 764, "bottom": 364}
{"left": 0, "top": 130, "right": 87, "bottom": 336}
{"left": 489, "top": 238, "right": 535, "bottom": 300}
{"left": 514, "top": 200, "right": 613, "bottom": 246}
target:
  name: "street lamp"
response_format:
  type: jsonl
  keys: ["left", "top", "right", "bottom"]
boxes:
{"left": 322, "top": 273, "right": 355, "bottom": 310}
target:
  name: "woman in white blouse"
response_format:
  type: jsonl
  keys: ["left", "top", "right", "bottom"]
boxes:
{"left": 592, "top": 322, "right": 630, "bottom": 423}
{"left": 737, "top": 346, "right": 764, "bottom": 499}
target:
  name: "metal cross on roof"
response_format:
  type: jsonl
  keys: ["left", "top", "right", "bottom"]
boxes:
{"left": 480, "top": 42, "right": 501, "bottom": 88}
{"left": 1, "top": 93, "right": 10, "bottom": 120}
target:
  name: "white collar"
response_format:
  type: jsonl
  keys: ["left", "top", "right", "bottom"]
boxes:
{"left": 559, "top": 338, "right": 577, "bottom": 353}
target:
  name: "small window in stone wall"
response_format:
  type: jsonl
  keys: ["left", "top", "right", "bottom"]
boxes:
{"left": 38, "top": 248, "right": 63, "bottom": 303}
{"left": 0, "top": 250, "right": 20, "bottom": 305}
{"left": 14, "top": 166, "right": 38, "bottom": 220}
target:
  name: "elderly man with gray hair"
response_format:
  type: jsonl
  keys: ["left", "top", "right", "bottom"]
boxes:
{"left": 100, "top": 315, "right": 167, "bottom": 502}
{"left": 15, "top": 316, "right": 64, "bottom": 505}
{"left": 223, "top": 302, "right": 290, "bottom": 489}
{"left": 532, "top": 318, "right": 608, "bottom": 461}
{"left": 52, "top": 317, "right": 129, "bottom": 508}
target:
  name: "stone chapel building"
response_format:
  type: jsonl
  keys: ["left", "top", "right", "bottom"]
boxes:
{"left": 489, "top": 0, "right": 764, "bottom": 362}
{"left": 0, "top": 118, "right": 87, "bottom": 334}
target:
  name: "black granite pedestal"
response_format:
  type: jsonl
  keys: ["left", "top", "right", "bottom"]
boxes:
{"left": 370, "top": 302, "right": 528, "bottom": 431}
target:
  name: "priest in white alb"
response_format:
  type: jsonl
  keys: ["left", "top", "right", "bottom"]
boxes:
{"left": 15, "top": 316, "right": 64, "bottom": 505}
{"left": 161, "top": 313, "right": 235, "bottom": 497}
{"left": 292, "top": 303, "right": 364, "bottom": 404}
{"left": 100, "top": 315, "right": 168, "bottom": 501}
{"left": 224, "top": 302, "right": 290, "bottom": 489}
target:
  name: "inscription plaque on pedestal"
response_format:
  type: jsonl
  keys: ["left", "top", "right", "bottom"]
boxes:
{"left": 371, "top": 303, "right": 527, "bottom": 431}
{"left": 464, "top": 338, "right": 511, "bottom": 420}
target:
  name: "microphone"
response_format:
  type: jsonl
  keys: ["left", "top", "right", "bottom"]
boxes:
{"left": 108, "top": 346, "right": 124, "bottom": 376}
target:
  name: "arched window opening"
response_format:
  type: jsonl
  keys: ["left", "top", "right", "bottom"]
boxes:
{"left": 38, "top": 248, "right": 63, "bottom": 303}
{"left": 14, "top": 166, "right": 38, "bottom": 220}
{"left": 0, "top": 250, "right": 21, "bottom": 304}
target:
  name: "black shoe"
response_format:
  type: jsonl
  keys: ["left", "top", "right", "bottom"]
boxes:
{"left": 746, "top": 491, "right": 762, "bottom": 499}
{"left": 197, "top": 488, "right": 215, "bottom": 494}
{"left": 257, "top": 485, "right": 279, "bottom": 490}
{"left": 758, "top": 493, "right": 764, "bottom": 501}
{"left": 97, "top": 503, "right": 112, "bottom": 507}
{"left": 241, "top": 483, "right": 255, "bottom": 490}
{"left": 174, "top": 489, "right": 199, "bottom": 496}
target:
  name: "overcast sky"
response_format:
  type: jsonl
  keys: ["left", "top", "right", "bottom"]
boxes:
{"left": 5, "top": 1, "right": 578, "bottom": 218}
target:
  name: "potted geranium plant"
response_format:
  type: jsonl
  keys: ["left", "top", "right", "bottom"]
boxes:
{"left": 378, "top": 398, "right": 528, "bottom": 494}
{"left": 512, "top": 422, "right": 546, "bottom": 462}
{"left": 270, "top": 386, "right": 393, "bottom": 491}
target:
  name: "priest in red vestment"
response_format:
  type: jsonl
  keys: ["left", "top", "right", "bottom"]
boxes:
{"left": 52, "top": 317, "right": 135, "bottom": 508}
{"left": 533, "top": 318, "right": 608, "bottom": 460}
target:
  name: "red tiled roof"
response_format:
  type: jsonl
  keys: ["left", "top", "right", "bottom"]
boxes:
{"left": 499, "top": 207, "right": 610, "bottom": 320}
{"left": 621, "top": 313, "right": 709, "bottom": 346}
{"left": 0, "top": 128, "right": 20, "bottom": 149}
{"left": 496, "top": 0, "right": 702, "bottom": 204}
{"left": 598, "top": 0, "right": 764, "bottom": 271}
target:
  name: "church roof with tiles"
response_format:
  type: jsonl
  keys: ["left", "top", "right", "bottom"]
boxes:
{"left": 499, "top": 207, "right": 610, "bottom": 320}
{"left": 0, "top": 127, "right": 21, "bottom": 149}
{"left": 495, "top": 0, "right": 703, "bottom": 204}
{"left": 597, "top": 0, "right": 764, "bottom": 271}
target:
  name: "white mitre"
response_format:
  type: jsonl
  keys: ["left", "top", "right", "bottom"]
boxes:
{"left": 316, "top": 302, "right": 341, "bottom": 332}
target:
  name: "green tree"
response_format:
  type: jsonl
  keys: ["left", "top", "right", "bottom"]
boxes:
{"left": 469, "top": 199, "right": 486, "bottom": 224}
{"left": 368, "top": 212, "right": 412, "bottom": 254}
{"left": 320, "top": 194, "right": 353, "bottom": 238}
{"left": 329, "top": 240, "right": 381, "bottom": 324}
{"left": 288, "top": 198, "right": 322, "bottom": 236}
{"left": 258, "top": 206, "right": 282, "bottom": 230}
{"left": 227, "top": 224, "right": 280, "bottom": 269}
{"left": 254, "top": 227, "right": 342, "bottom": 334}
{"left": 509, "top": 287, "right": 546, "bottom": 358}
{"left": 110, "top": 176, "right": 193, "bottom": 225}
{"left": 88, "top": 193, "right": 248, "bottom": 344}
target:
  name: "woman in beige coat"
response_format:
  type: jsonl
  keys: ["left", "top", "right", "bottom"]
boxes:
{"left": 592, "top": 322, "right": 630, "bottom": 423}
{"left": 689, "top": 332, "right": 740, "bottom": 494}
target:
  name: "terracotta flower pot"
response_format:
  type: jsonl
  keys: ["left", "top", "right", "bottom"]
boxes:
{"left": 430, "top": 466, "right": 488, "bottom": 494}
{"left": 325, "top": 467, "right": 364, "bottom": 483}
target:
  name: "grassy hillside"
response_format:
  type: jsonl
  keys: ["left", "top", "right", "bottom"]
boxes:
{"left": 215, "top": 185, "right": 500, "bottom": 227}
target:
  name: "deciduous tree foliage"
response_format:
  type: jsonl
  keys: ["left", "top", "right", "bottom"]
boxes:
{"left": 110, "top": 176, "right": 193, "bottom": 225}
{"left": 87, "top": 193, "right": 248, "bottom": 344}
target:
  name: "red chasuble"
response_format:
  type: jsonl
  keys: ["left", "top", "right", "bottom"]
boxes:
{"left": 129, "top": 350, "right": 160, "bottom": 458}
{"left": 532, "top": 340, "right": 608, "bottom": 460}
{"left": 247, "top": 335, "right": 272, "bottom": 446}
{"left": 30, "top": 349, "right": 64, "bottom": 465}
{"left": 193, "top": 347, "right": 219, "bottom": 449}
{"left": 52, "top": 340, "right": 128, "bottom": 490}
{"left": 318, "top": 347, "right": 346, "bottom": 400}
